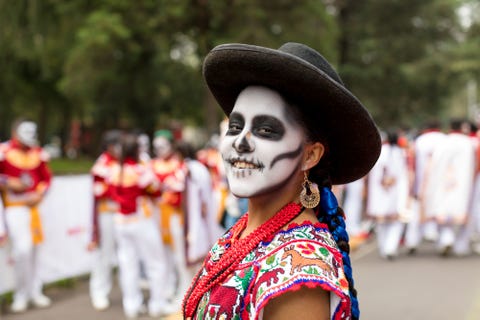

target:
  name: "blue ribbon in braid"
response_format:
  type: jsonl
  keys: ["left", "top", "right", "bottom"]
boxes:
{"left": 319, "top": 186, "right": 360, "bottom": 319}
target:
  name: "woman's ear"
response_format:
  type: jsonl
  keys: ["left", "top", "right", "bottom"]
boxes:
{"left": 302, "top": 142, "right": 324, "bottom": 171}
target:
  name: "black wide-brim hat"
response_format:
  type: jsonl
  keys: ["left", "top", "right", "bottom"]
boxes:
{"left": 203, "top": 42, "right": 381, "bottom": 185}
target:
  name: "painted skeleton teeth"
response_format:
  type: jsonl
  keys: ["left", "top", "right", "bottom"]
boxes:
{"left": 233, "top": 161, "right": 258, "bottom": 169}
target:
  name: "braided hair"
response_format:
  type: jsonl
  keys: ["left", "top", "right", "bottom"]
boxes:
{"left": 316, "top": 175, "right": 360, "bottom": 320}
{"left": 286, "top": 96, "right": 360, "bottom": 320}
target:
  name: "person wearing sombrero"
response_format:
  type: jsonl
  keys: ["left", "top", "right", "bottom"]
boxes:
{"left": 182, "top": 42, "right": 381, "bottom": 320}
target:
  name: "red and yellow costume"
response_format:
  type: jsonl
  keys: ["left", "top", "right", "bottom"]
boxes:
{"left": 90, "top": 151, "right": 119, "bottom": 243}
{"left": 197, "top": 147, "right": 228, "bottom": 223}
{"left": 108, "top": 158, "right": 159, "bottom": 215}
{"left": 0, "top": 139, "right": 51, "bottom": 244}
{"left": 89, "top": 151, "right": 120, "bottom": 307}
{"left": 105, "top": 157, "right": 169, "bottom": 317}
{"left": 151, "top": 155, "right": 188, "bottom": 244}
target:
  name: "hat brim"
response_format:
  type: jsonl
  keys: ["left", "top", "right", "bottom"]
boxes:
{"left": 203, "top": 44, "right": 381, "bottom": 185}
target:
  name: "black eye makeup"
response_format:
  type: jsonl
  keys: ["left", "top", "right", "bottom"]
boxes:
{"left": 252, "top": 115, "right": 285, "bottom": 140}
{"left": 226, "top": 112, "right": 245, "bottom": 136}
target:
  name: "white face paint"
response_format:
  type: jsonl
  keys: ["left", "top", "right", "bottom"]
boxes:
{"left": 137, "top": 134, "right": 150, "bottom": 153}
{"left": 16, "top": 121, "right": 38, "bottom": 147}
{"left": 220, "top": 86, "right": 305, "bottom": 198}
{"left": 153, "top": 136, "right": 172, "bottom": 159}
{"left": 110, "top": 143, "right": 122, "bottom": 159}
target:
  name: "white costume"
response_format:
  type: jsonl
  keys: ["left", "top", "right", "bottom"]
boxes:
{"left": 0, "top": 197, "right": 5, "bottom": 238}
{"left": 89, "top": 152, "right": 119, "bottom": 310}
{"left": 469, "top": 134, "right": 480, "bottom": 245}
{"left": 423, "top": 132, "right": 475, "bottom": 254}
{"left": 185, "top": 159, "right": 223, "bottom": 265}
{"left": 367, "top": 143, "right": 409, "bottom": 258}
{"left": 342, "top": 178, "right": 365, "bottom": 237}
{"left": 405, "top": 130, "right": 446, "bottom": 249}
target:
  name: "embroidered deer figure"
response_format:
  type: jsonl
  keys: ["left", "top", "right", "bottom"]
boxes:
{"left": 281, "top": 245, "right": 334, "bottom": 276}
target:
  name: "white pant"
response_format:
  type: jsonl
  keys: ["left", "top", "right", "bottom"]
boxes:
{"left": 376, "top": 221, "right": 404, "bottom": 257}
{"left": 89, "top": 213, "right": 116, "bottom": 301}
{"left": 405, "top": 200, "right": 439, "bottom": 249}
{"left": 168, "top": 214, "right": 193, "bottom": 305}
{"left": 437, "top": 224, "right": 472, "bottom": 255}
{"left": 5, "top": 206, "right": 43, "bottom": 302}
{"left": 343, "top": 180, "right": 364, "bottom": 236}
{"left": 114, "top": 213, "right": 168, "bottom": 316}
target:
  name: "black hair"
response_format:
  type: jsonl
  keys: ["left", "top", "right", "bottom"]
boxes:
{"left": 387, "top": 129, "right": 399, "bottom": 146}
{"left": 286, "top": 97, "right": 360, "bottom": 320}
{"left": 449, "top": 118, "right": 465, "bottom": 131}
{"left": 101, "top": 129, "right": 123, "bottom": 151}
{"left": 175, "top": 140, "right": 196, "bottom": 160}
{"left": 120, "top": 133, "right": 139, "bottom": 163}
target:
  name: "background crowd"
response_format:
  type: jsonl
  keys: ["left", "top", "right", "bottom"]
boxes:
{"left": 3, "top": 115, "right": 480, "bottom": 318}
{"left": 339, "top": 117, "right": 480, "bottom": 261}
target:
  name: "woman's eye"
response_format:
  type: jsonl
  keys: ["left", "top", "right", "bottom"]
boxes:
{"left": 226, "top": 123, "right": 243, "bottom": 135}
{"left": 251, "top": 116, "right": 285, "bottom": 140}
{"left": 258, "top": 127, "right": 273, "bottom": 135}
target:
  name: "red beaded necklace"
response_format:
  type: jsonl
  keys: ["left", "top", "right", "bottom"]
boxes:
{"left": 183, "top": 202, "right": 304, "bottom": 317}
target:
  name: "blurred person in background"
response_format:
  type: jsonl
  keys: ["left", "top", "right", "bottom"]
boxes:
{"left": 366, "top": 129, "right": 409, "bottom": 260}
{"left": 469, "top": 119, "right": 480, "bottom": 253}
{"left": 197, "top": 130, "right": 229, "bottom": 226}
{"left": 87, "top": 129, "right": 122, "bottom": 311}
{"left": 342, "top": 177, "right": 367, "bottom": 241}
{"left": 151, "top": 129, "right": 190, "bottom": 307}
{"left": 135, "top": 131, "right": 155, "bottom": 289}
{"left": 404, "top": 121, "right": 445, "bottom": 254}
{"left": 175, "top": 140, "right": 223, "bottom": 261}
{"left": 0, "top": 118, "right": 52, "bottom": 313}
{"left": 108, "top": 133, "right": 171, "bottom": 318}
{"left": 423, "top": 119, "right": 476, "bottom": 256}
{"left": 137, "top": 132, "right": 151, "bottom": 164}
{"left": 222, "top": 192, "right": 248, "bottom": 229}
{"left": 174, "top": 140, "right": 224, "bottom": 304}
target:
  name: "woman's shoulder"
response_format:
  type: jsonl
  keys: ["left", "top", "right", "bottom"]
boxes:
{"left": 266, "top": 221, "right": 339, "bottom": 251}
{"left": 252, "top": 221, "right": 346, "bottom": 286}
{"left": 250, "top": 221, "right": 350, "bottom": 315}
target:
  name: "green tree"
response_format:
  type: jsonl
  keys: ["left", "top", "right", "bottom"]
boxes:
{"left": 0, "top": 0, "right": 79, "bottom": 142}
{"left": 1, "top": 0, "right": 479, "bottom": 152}
{"left": 331, "top": 0, "right": 464, "bottom": 128}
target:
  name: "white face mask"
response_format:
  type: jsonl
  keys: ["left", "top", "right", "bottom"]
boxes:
{"left": 16, "top": 121, "right": 38, "bottom": 147}
{"left": 137, "top": 134, "right": 150, "bottom": 153}
{"left": 219, "top": 86, "right": 305, "bottom": 198}
{"left": 153, "top": 136, "right": 172, "bottom": 159}
{"left": 111, "top": 143, "right": 122, "bottom": 159}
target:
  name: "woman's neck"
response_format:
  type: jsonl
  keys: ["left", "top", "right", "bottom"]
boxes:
{"left": 241, "top": 182, "right": 302, "bottom": 238}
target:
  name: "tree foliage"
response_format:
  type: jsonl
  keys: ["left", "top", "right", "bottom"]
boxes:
{"left": 331, "top": 0, "right": 465, "bottom": 128}
{"left": 0, "top": 0, "right": 478, "bottom": 153}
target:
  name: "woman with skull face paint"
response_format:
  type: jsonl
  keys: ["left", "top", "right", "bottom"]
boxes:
{"left": 182, "top": 43, "right": 381, "bottom": 320}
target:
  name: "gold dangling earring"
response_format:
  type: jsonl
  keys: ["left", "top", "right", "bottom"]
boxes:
{"left": 300, "top": 171, "right": 320, "bottom": 209}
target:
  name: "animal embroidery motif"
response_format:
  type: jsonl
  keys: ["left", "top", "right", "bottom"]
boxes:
{"left": 281, "top": 244, "right": 333, "bottom": 276}
{"left": 204, "top": 284, "right": 242, "bottom": 319}
{"left": 257, "top": 267, "right": 284, "bottom": 287}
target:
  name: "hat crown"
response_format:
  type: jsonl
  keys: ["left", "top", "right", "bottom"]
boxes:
{"left": 203, "top": 42, "right": 381, "bottom": 184}
{"left": 278, "top": 42, "right": 344, "bottom": 86}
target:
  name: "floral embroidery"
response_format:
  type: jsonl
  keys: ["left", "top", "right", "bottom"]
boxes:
{"left": 194, "top": 223, "right": 351, "bottom": 320}
{"left": 298, "top": 242, "right": 316, "bottom": 255}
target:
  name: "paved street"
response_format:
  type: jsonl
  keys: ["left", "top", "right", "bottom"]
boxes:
{"left": 2, "top": 238, "right": 480, "bottom": 320}
{"left": 353, "top": 240, "right": 480, "bottom": 320}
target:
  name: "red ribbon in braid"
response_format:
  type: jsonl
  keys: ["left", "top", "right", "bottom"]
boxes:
{"left": 183, "top": 202, "right": 304, "bottom": 318}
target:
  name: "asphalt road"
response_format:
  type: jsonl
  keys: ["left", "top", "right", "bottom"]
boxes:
{"left": 352, "top": 240, "right": 480, "bottom": 320}
{"left": 2, "top": 238, "right": 480, "bottom": 320}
